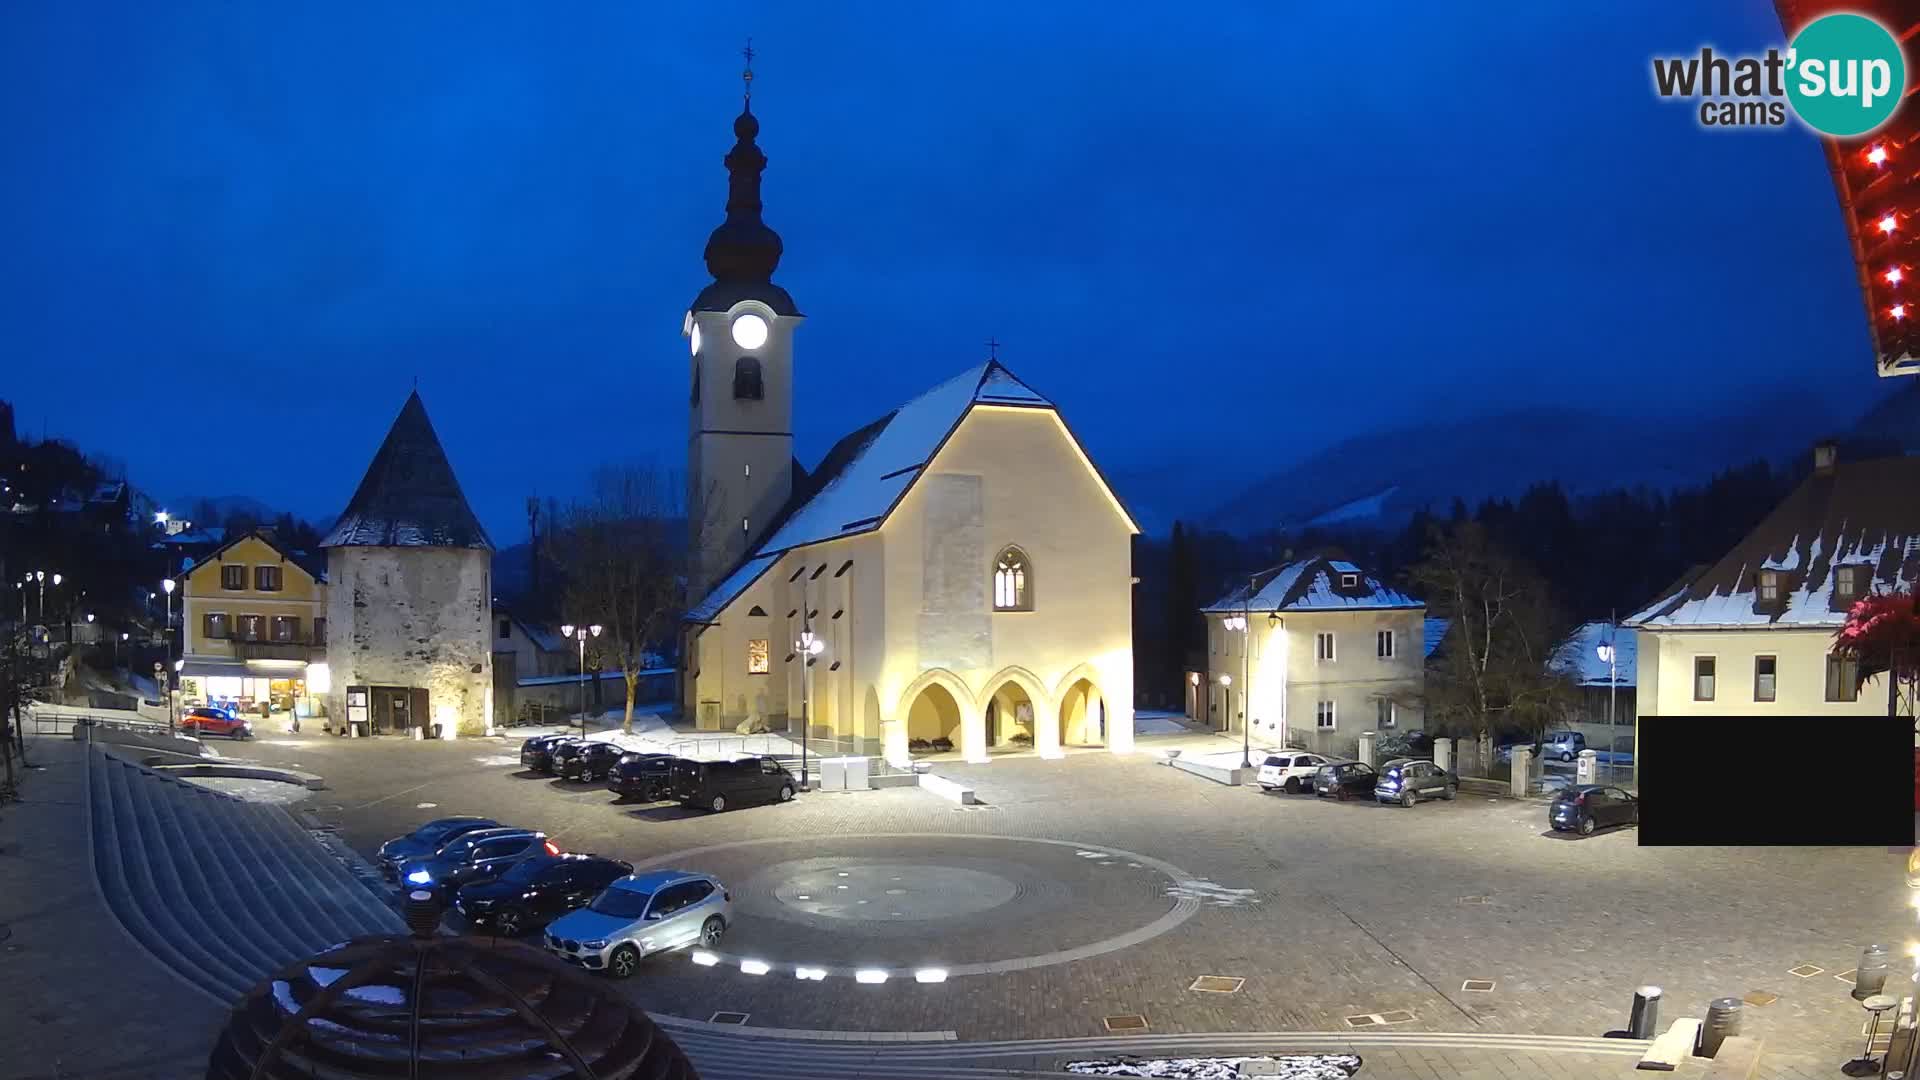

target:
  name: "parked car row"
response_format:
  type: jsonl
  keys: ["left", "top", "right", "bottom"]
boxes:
{"left": 518, "top": 734, "right": 799, "bottom": 813}
{"left": 1257, "top": 750, "right": 1639, "bottom": 834}
{"left": 375, "top": 815, "right": 734, "bottom": 977}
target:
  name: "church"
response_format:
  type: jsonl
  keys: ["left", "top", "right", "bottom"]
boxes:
{"left": 680, "top": 78, "right": 1138, "bottom": 767}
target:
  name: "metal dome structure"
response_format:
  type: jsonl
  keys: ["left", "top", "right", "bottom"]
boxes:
{"left": 207, "top": 907, "right": 699, "bottom": 1080}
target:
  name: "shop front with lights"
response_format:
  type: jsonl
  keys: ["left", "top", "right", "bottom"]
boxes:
{"left": 180, "top": 658, "right": 330, "bottom": 720}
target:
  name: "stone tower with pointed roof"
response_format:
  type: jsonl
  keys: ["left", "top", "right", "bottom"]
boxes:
{"left": 322, "top": 392, "right": 495, "bottom": 738}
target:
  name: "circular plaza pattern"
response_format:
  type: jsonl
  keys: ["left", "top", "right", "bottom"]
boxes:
{"left": 630, "top": 833, "right": 1203, "bottom": 978}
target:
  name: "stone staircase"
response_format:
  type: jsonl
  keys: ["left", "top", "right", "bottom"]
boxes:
{"left": 87, "top": 745, "right": 405, "bottom": 1005}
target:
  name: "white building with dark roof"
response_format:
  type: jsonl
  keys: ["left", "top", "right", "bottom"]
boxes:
{"left": 1196, "top": 556, "right": 1426, "bottom": 756}
{"left": 1624, "top": 443, "right": 1918, "bottom": 718}
{"left": 680, "top": 90, "right": 1138, "bottom": 765}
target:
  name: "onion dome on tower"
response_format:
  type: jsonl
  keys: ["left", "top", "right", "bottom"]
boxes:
{"left": 693, "top": 42, "right": 799, "bottom": 317}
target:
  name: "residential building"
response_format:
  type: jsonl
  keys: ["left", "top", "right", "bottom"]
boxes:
{"left": 323, "top": 392, "right": 494, "bottom": 738}
{"left": 490, "top": 608, "right": 571, "bottom": 728}
{"left": 680, "top": 96, "right": 1138, "bottom": 764}
{"left": 1195, "top": 556, "right": 1426, "bottom": 756}
{"left": 1624, "top": 443, "right": 1919, "bottom": 718}
{"left": 175, "top": 528, "right": 329, "bottom": 719}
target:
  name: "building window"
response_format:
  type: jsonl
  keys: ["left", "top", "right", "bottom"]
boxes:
{"left": 1827, "top": 655, "right": 1860, "bottom": 702}
{"left": 314, "top": 618, "right": 327, "bottom": 646}
{"left": 1316, "top": 632, "right": 1336, "bottom": 663}
{"left": 1340, "top": 573, "right": 1359, "bottom": 588}
{"left": 747, "top": 639, "right": 769, "bottom": 675}
{"left": 255, "top": 565, "right": 282, "bottom": 592}
{"left": 271, "top": 616, "right": 300, "bottom": 643}
{"left": 733, "top": 356, "right": 764, "bottom": 400}
{"left": 237, "top": 614, "right": 265, "bottom": 642}
{"left": 1754, "top": 655, "right": 1777, "bottom": 702}
{"left": 1316, "top": 700, "right": 1336, "bottom": 729}
{"left": 221, "top": 564, "right": 246, "bottom": 590}
{"left": 1376, "top": 698, "right": 1396, "bottom": 727}
{"left": 1693, "top": 656, "right": 1716, "bottom": 701}
{"left": 1376, "top": 630, "right": 1395, "bottom": 659}
{"left": 497, "top": 617, "right": 511, "bottom": 640}
{"left": 203, "top": 613, "right": 229, "bottom": 640}
{"left": 1836, "top": 565, "right": 1862, "bottom": 604}
{"left": 1757, "top": 570, "right": 1781, "bottom": 605}
{"left": 993, "top": 546, "right": 1032, "bottom": 611}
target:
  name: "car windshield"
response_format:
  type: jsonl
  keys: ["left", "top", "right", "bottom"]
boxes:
{"left": 416, "top": 820, "right": 475, "bottom": 843}
{"left": 588, "top": 887, "right": 651, "bottom": 918}
{"left": 500, "top": 856, "right": 561, "bottom": 885}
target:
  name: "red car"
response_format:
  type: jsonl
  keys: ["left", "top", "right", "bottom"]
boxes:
{"left": 180, "top": 706, "right": 253, "bottom": 739}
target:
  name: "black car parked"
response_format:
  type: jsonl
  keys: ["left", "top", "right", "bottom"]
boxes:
{"left": 376, "top": 817, "right": 503, "bottom": 881}
{"left": 558, "top": 741, "right": 623, "bottom": 782}
{"left": 520, "top": 735, "right": 581, "bottom": 775}
{"left": 1548, "top": 785, "right": 1639, "bottom": 835}
{"left": 1313, "top": 760, "right": 1379, "bottom": 801}
{"left": 673, "top": 756, "right": 797, "bottom": 812}
{"left": 608, "top": 753, "right": 680, "bottom": 802}
{"left": 453, "top": 853, "right": 635, "bottom": 937}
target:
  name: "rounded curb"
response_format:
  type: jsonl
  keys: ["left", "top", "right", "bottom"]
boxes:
{"left": 148, "top": 762, "right": 327, "bottom": 791}
{"left": 628, "top": 833, "right": 1201, "bottom": 979}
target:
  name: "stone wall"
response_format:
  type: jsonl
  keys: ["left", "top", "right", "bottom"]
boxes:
{"left": 325, "top": 546, "right": 492, "bottom": 737}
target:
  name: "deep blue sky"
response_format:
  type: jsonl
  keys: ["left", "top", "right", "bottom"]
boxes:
{"left": 0, "top": 2, "right": 1885, "bottom": 542}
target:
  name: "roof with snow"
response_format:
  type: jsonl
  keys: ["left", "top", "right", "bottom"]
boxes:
{"left": 322, "top": 392, "right": 492, "bottom": 550}
{"left": 1624, "top": 455, "right": 1920, "bottom": 630}
{"left": 686, "top": 361, "right": 1134, "bottom": 624}
{"left": 1550, "top": 621, "right": 1636, "bottom": 686}
{"left": 1201, "top": 556, "right": 1423, "bottom": 614}
{"left": 1423, "top": 617, "right": 1451, "bottom": 658}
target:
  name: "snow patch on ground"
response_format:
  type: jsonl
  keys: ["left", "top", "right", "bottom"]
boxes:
{"left": 1185, "top": 748, "right": 1283, "bottom": 769}
{"left": 1066, "top": 1054, "right": 1361, "bottom": 1079}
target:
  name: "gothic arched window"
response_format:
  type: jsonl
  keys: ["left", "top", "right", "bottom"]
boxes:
{"left": 993, "top": 546, "right": 1033, "bottom": 611}
{"left": 733, "top": 356, "right": 764, "bottom": 400}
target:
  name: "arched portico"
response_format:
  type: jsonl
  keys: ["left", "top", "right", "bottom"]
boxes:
{"left": 894, "top": 668, "right": 987, "bottom": 764}
{"left": 1054, "top": 664, "right": 1109, "bottom": 748}
{"left": 982, "top": 666, "right": 1058, "bottom": 757}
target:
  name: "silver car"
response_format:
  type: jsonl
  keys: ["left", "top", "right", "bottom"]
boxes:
{"left": 1373, "top": 757, "right": 1456, "bottom": 807}
{"left": 543, "top": 869, "right": 732, "bottom": 978}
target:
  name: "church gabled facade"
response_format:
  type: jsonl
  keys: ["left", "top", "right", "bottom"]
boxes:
{"left": 681, "top": 86, "right": 1138, "bottom": 766}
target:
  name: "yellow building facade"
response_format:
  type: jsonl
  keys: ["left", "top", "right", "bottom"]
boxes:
{"left": 177, "top": 530, "right": 330, "bottom": 719}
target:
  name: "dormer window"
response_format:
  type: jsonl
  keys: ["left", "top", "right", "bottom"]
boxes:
{"left": 1757, "top": 570, "right": 1782, "bottom": 605}
{"left": 1339, "top": 573, "right": 1359, "bottom": 589}
{"left": 1835, "top": 565, "right": 1863, "bottom": 603}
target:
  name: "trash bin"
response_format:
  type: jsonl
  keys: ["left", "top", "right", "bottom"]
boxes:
{"left": 1858, "top": 944, "right": 1893, "bottom": 1000}
{"left": 1629, "top": 986, "right": 1662, "bottom": 1039}
{"left": 1699, "top": 997, "right": 1741, "bottom": 1057}
{"left": 817, "top": 757, "right": 846, "bottom": 792}
{"left": 842, "top": 755, "right": 871, "bottom": 791}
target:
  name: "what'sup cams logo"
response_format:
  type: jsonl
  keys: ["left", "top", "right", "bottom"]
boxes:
{"left": 1652, "top": 12, "right": 1906, "bottom": 136}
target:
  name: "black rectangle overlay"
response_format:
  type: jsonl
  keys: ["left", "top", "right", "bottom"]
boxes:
{"left": 1637, "top": 715, "right": 1912, "bottom": 845}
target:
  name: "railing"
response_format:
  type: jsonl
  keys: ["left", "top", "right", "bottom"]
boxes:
{"left": 235, "top": 639, "right": 324, "bottom": 661}
{"left": 27, "top": 705, "right": 174, "bottom": 737}
{"left": 666, "top": 732, "right": 858, "bottom": 761}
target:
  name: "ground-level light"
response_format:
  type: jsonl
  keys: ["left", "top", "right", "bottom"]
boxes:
{"left": 691, "top": 951, "right": 720, "bottom": 967}
{"left": 854, "top": 969, "right": 888, "bottom": 984}
{"left": 795, "top": 966, "right": 827, "bottom": 981}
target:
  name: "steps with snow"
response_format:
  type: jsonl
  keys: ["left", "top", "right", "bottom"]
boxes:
{"left": 87, "top": 746, "right": 405, "bottom": 1006}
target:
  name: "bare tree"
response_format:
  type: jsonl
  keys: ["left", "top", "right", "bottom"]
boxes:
{"left": 547, "top": 464, "right": 688, "bottom": 734}
{"left": 1409, "top": 520, "right": 1574, "bottom": 772}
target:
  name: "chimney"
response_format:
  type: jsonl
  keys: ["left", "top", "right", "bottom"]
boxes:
{"left": 1812, "top": 440, "right": 1839, "bottom": 476}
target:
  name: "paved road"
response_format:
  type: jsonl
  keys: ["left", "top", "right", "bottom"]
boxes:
{"left": 236, "top": 729, "right": 1911, "bottom": 1069}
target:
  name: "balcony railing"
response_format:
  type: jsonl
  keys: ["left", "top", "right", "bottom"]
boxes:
{"left": 234, "top": 639, "right": 324, "bottom": 662}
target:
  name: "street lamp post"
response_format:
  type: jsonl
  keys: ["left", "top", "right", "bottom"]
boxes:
{"left": 172, "top": 658, "right": 183, "bottom": 734}
{"left": 1596, "top": 614, "right": 1619, "bottom": 784}
{"left": 560, "top": 624, "right": 602, "bottom": 739}
{"left": 795, "top": 627, "right": 824, "bottom": 790}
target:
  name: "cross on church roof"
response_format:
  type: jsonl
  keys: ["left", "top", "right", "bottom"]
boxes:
{"left": 986, "top": 337, "right": 1000, "bottom": 360}
{"left": 742, "top": 38, "right": 755, "bottom": 103}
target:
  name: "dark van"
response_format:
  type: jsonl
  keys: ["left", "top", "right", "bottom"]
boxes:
{"left": 673, "top": 756, "right": 798, "bottom": 812}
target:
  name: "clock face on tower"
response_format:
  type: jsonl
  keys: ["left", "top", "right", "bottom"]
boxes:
{"left": 690, "top": 323, "right": 702, "bottom": 356}
{"left": 731, "top": 313, "right": 769, "bottom": 350}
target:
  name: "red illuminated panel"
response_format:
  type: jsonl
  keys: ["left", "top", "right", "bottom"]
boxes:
{"left": 1778, "top": 0, "right": 1920, "bottom": 376}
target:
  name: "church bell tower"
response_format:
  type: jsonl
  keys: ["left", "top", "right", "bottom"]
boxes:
{"left": 686, "top": 44, "right": 801, "bottom": 599}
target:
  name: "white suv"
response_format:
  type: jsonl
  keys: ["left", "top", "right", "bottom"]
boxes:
{"left": 544, "top": 869, "right": 732, "bottom": 978}
{"left": 1258, "top": 751, "right": 1331, "bottom": 793}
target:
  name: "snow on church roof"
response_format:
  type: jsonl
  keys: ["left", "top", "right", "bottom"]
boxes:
{"left": 687, "top": 361, "right": 1130, "bottom": 624}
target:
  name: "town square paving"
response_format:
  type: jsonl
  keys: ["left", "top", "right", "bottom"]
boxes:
{"left": 234, "top": 728, "right": 1914, "bottom": 1071}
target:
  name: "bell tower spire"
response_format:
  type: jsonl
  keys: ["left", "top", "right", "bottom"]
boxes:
{"left": 686, "top": 42, "right": 802, "bottom": 600}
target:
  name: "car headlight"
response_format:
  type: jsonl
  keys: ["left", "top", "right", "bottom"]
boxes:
{"left": 582, "top": 940, "right": 609, "bottom": 950}
{"left": 406, "top": 869, "right": 433, "bottom": 885}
